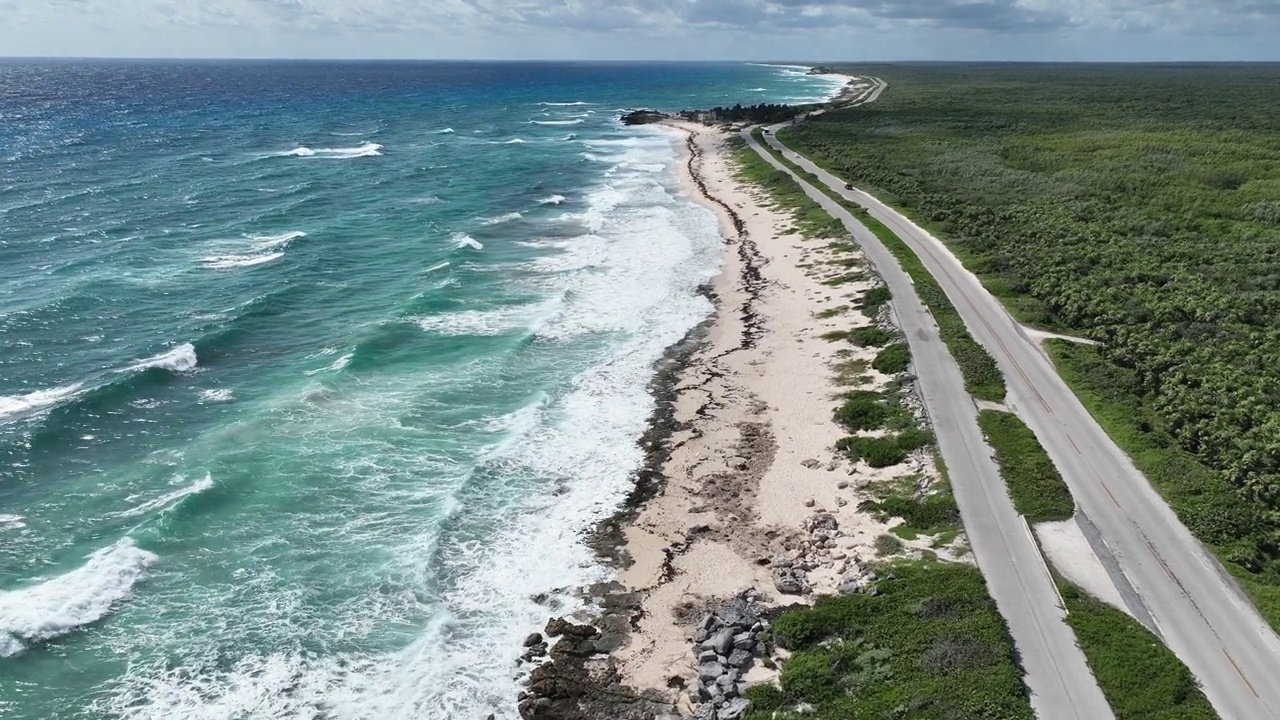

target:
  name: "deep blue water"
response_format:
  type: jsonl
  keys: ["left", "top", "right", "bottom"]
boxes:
{"left": 0, "top": 61, "right": 844, "bottom": 719}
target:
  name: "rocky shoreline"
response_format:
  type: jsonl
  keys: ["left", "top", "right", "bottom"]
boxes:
{"left": 513, "top": 115, "right": 955, "bottom": 720}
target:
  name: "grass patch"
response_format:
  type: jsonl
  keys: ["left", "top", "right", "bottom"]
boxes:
{"left": 849, "top": 326, "right": 894, "bottom": 347}
{"left": 875, "top": 533, "right": 905, "bottom": 556}
{"left": 748, "top": 562, "right": 1033, "bottom": 720}
{"left": 1060, "top": 584, "right": 1217, "bottom": 719}
{"left": 873, "top": 343, "right": 912, "bottom": 375}
{"left": 822, "top": 271, "right": 868, "bottom": 286}
{"left": 840, "top": 429, "right": 933, "bottom": 468}
{"left": 860, "top": 285, "right": 892, "bottom": 317}
{"left": 978, "top": 410, "right": 1074, "bottom": 523}
{"left": 815, "top": 305, "right": 849, "bottom": 319}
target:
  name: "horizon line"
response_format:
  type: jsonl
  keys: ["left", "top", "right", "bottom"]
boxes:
{"left": 3, "top": 56, "right": 1280, "bottom": 65}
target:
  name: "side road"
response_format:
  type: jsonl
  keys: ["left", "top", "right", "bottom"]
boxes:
{"left": 761, "top": 124, "right": 1280, "bottom": 719}
{"left": 742, "top": 129, "right": 1115, "bottom": 720}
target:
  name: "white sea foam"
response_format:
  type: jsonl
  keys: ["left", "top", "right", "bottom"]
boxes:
{"left": 117, "top": 473, "right": 215, "bottom": 519}
{"left": 88, "top": 119, "right": 722, "bottom": 720}
{"left": 538, "top": 194, "right": 566, "bottom": 205}
{"left": 199, "top": 389, "right": 234, "bottom": 403}
{"left": 530, "top": 119, "right": 584, "bottom": 126}
{"left": 435, "top": 128, "right": 455, "bottom": 134}
{"left": 0, "top": 515, "right": 25, "bottom": 529}
{"left": 0, "top": 383, "right": 85, "bottom": 420}
{"left": 201, "top": 252, "right": 284, "bottom": 270}
{"left": 481, "top": 212, "right": 523, "bottom": 226}
{"left": 249, "top": 231, "right": 307, "bottom": 249}
{"left": 125, "top": 343, "right": 198, "bottom": 374}
{"left": 425, "top": 261, "right": 451, "bottom": 273}
{"left": 274, "top": 142, "right": 383, "bottom": 159}
{"left": 492, "top": 138, "right": 526, "bottom": 145}
{"left": 450, "top": 233, "right": 484, "bottom": 251}
{"left": 537, "top": 101, "right": 593, "bottom": 106}
{"left": 748, "top": 87, "right": 767, "bottom": 91}
{"left": 0, "top": 537, "right": 158, "bottom": 657}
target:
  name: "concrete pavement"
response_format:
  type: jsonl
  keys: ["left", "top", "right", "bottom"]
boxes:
{"left": 743, "top": 129, "right": 1115, "bottom": 720}
{"left": 761, "top": 121, "right": 1280, "bottom": 720}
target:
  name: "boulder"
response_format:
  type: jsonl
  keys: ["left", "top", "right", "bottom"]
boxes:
{"left": 772, "top": 566, "right": 809, "bottom": 595}
{"left": 720, "top": 698, "right": 752, "bottom": 720}
{"left": 698, "top": 662, "right": 725, "bottom": 682}
{"left": 523, "top": 632, "right": 543, "bottom": 647}
{"left": 727, "top": 649, "right": 752, "bottom": 668}
{"left": 733, "top": 632, "right": 755, "bottom": 650}
{"left": 704, "top": 628, "right": 736, "bottom": 656}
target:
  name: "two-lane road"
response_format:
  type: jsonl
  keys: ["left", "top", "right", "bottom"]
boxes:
{"left": 743, "top": 129, "right": 1114, "bottom": 720}
{"left": 761, "top": 122, "right": 1280, "bottom": 719}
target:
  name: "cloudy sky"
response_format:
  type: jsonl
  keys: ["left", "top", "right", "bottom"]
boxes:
{"left": 3, "top": 0, "right": 1278, "bottom": 61}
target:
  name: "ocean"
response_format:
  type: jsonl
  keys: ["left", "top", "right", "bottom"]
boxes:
{"left": 0, "top": 60, "right": 845, "bottom": 719}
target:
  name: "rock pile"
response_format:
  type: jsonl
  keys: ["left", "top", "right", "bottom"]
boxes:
{"left": 687, "top": 590, "right": 769, "bottom": 720}
{"left": 770, "top": 514, "right": 881, "bottom": 596}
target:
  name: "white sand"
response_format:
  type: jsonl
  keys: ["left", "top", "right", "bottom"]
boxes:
{"left": 607, "top": 120, "right": 964, "bottom": 700}
{"left": 1035, "top": 518, "right": 1129, "bottom": 615}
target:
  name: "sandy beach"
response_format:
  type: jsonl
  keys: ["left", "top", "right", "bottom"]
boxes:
{"left": 590, "top": 119, "right": 961, "bottom": 710}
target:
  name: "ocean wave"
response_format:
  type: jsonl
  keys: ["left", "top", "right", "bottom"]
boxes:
{"left": 124, "top": 343, "right": 198, "bottom": 374}
{"left": 0, "top": 515, "right": 25, "bottom": 529}
{"left": 538, "top": 194, "right": 566, "bottom": 206}
{"left": 117, "top": 473, "right": 215, "bottom": 519}
{"left": 450, "top": 233, "right": 484, "bottom": 251}
{"left": 249, "top": 231, "right": 306, "bottom": 249}
{"left": 530, "top": 119, "right": 584, "bottom": 126}
{"left": 748, "top": 87, "right": 767, "bottom": 91}
{"left": 538, "top": 101, "right": 593, "bottom": 106}
{"left": 199, "top": 389, "right": 234, "bottom": 403}
{"left": 273, "top": 142, "right": 383, "bottom": 159}
{"left": 425, "top": 260, "right": 451, "bottom": 273}
{"left": 481, "top": 212, "right": 522, "bottom": 226}
{"left": 305, "top": 352, "right": 353, "bottom": 376}
{"left": 0, "top": 537, "right": 158, "bottom": 657}
{"left": 201, "top": 252, "right": 285, "bottom": 270}
{"left": 491, "top": 138, "right": 526, "bottom": 145}
{"left": 0, "top": 383, "right": 85, "bottom": 421}
{"left": 435, "top": 128, "right": 455, "bottom": 134}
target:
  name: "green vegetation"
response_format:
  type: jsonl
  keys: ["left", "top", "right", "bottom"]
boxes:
{"left": 978, "top": 410, "right": 1074, "bottom": 522}
{"left": 753, "top": 130, "right": 1006, "bottom": 402}
{"left": 875, "top": 533, "right": 905, "bottom": 556}
{"left": 815, "top": 305, "right": 848, "bottom": 319}
{"left": 860, "top": 285, "right": 892, "bottom": 317}
{"left": 841, "top": 429, "right": 934, "bottom": 469}
{"left": 848, "top": 326, "right": 894, "bottom": 347}
{"left": 1060, "top": 584, "right": 1216, "bottom": 719}
{"left": 873, "top": 343, "right": 912, "bottom": 375}
{"left": 746, "top": 562, "right": 1033, "bottom": 720}
{"left": 778, "top": 65, "right": 1280, "bottom": 618}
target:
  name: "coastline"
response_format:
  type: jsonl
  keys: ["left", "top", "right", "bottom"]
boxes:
{"left": 518, "top": 118, "right": 962, "bottom": 719}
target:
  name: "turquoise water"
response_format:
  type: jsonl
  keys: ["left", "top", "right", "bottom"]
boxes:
{"left": 0, "top": 61, "right": 843, "bottom": 719}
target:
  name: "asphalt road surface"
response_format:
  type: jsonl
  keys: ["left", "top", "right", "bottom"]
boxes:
{"left": 758, "top": 119, "right": 1280, "bottom": 720}
{"left": 743, "top": 128, "right": 1115, "bottom": 720}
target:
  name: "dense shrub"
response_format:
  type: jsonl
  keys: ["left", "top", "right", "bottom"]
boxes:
{"left": 872, "top": 343, "right": 911, "bottom": 374}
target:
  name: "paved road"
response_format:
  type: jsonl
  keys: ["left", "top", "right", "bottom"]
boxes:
{"left": 743, "top": 130, "right": 1114, "bottom": 720}
{"left": 760, "top": 121, "right": 1280, "bottom": 719}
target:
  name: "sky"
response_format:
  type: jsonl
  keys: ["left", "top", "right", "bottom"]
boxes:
{"left": 2, "top": 0, "right": 1279, "bottom": 61}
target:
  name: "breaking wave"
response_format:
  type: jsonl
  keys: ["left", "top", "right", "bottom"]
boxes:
{"left": 117, "top": 474, "right": 215, "bottom": 519}
{"left": 273, "top": 143, "right": 383, "bottom": 159}
{"left": 0, "top": 538, "right": 158, "bottom": 657}
{"left": 450, "top": 233, "right": 484, "bottom": 251}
